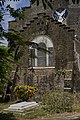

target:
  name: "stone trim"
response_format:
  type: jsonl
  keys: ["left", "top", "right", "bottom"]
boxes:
{"left": 28, "top": 66, "right": 55, "bottom": 70}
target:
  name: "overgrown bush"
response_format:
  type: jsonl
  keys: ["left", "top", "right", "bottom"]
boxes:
{"left": 14, "top": 85, "right": 38, "bottom": 101}
{"left": 0, "top": 112, "right": 17, "bottom": 120}
{"left": 41, "top": 91, "right": 74, "bottom": 114}
{"left": 73, "top": 92, "right": 80, "bottom": 104}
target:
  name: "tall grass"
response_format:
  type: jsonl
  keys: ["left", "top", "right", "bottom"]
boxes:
{"left": 41, "top": 91, "right": 74, "bottom": 114}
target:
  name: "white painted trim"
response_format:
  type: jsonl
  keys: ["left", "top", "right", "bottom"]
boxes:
{"left": 64, "top": 78, "right": 72, "bottom": 80}
{"left": 64, "top": 87, "right": 71, "bottom": 90}
{"left": 32, "top": 66, "right": 55, "bottom": 69}
{"left": 65, "top": 69, "right": 72, "bottom": 72}
{"left": 29, "top": 35, "right": 54, "bottom": 67}
{"left": 46, "top": 48, "right": 49, "bottom": 66}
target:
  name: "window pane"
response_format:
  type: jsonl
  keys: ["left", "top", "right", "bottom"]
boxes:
{"left": 72, "top": 0, "right": 79, "bottom": 4}
{"left": 72, "top": 0, "right": 75, "bottom": 4}
{"left": 37, "top": 43, "right": 46, "bottom": 67}
{"left": 28, "top": 48, "right": 35, "bottom": 67}
{"left": 48, "top": 47, "right": 54, "bottom": 66}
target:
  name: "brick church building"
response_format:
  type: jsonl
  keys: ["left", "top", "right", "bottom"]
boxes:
{"left": 9, "top": 0, "right": 80, "bottom": 98}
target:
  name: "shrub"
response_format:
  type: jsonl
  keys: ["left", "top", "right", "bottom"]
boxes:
{"left": 41, "top": 91, "right": 74, "bottom": 114}
{"left": 14, "top": 85, "right": 38, "bottom": 101}
{"left": 0, "top": 112, "right": 17, "bottom": 120}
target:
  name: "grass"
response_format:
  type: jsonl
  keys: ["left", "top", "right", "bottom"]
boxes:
{"left": 0, "top": 102, "right": 47, "bottom": 120}
{"left": 73, "top": 104, "right": 80, "bottom": 113}
{"left": 0, "top": 102, "right": 13, "bottom": 111}
{"left": 0, "top": 101, "right": 80, "bottom": 120}
{"left": 15, "top": 108, "right": 47, "bottom": 120}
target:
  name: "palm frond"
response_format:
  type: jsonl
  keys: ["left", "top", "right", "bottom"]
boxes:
{"left": 31, "top": 0, "right": 53, "bottom": 9}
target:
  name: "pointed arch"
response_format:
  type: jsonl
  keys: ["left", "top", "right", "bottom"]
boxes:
{"left": 29, "top": 35, "right": 55, "bottom": 67}
{"left": 32, "top": 35, "right": 53, "bottom": 48}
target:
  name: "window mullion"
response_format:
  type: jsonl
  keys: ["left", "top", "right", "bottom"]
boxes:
{"left": 46, "top": 47, "right": 49, "bottom": 66}
{"left": 35, "top": 48, "right": 37, "bottom": 66}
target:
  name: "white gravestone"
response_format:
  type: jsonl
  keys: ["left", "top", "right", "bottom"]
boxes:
{"left": 5, "top": 101, "right": 39, "bottom": 111}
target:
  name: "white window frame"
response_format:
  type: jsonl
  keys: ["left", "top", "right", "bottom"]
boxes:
{"left": 29, "top": 35, "right": 55, "bottom": 67}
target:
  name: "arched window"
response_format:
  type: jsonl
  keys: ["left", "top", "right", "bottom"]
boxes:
{"left": 28, "top": 35, "right": 55, "bottom": 67}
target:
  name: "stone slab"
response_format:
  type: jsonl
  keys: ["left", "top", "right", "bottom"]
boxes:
{"left": 5, "top": 101, "right": 39, "bottom": 112}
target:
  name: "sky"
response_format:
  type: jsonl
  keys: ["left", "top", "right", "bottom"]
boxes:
{"left": 0, "top": 0, "right": 30, "bottom": 46}
{"left": 0, "top": 0, "right": 30, "bottom": 32}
